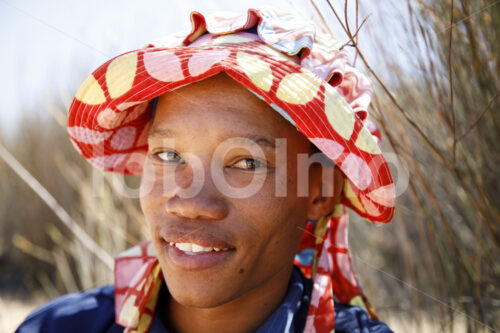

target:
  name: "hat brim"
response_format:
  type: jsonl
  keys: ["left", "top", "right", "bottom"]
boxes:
{"left": 67, "top": 36, "right": 395, "bottom": 223}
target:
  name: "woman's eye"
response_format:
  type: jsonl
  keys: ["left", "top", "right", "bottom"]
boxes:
{"left": 232, "top": 158, "right": 267, "bottom": 170}
{"left": 155, "top": 151, "right": 184, "bottom": 163}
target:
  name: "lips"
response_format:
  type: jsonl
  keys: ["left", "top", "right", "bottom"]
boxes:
{"left": 158, "top": 225, "right": 237, "bottom": 271}
{"left": 163, "top": 241, "right": 235, "bottom": 271}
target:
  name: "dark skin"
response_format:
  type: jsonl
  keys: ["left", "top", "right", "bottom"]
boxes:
{"left": 139, "top": 73, "right": 344, "bottom": 333}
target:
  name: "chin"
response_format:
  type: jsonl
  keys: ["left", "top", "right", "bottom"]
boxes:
{"left": 167, "top": 276, "right": 238, "bottom": 308}
{"left": 159, "top": 261, "right": 240, "bottom": 309}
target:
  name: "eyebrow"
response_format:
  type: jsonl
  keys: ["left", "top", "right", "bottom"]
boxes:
{"left": 148, "top": 127, "right": 174, "bottom": 139}
{"left": 148, "top": 128, "right": 276, "bottom": 149}
{"left": 232, "top": 135, "right": 276, "bottom": 149}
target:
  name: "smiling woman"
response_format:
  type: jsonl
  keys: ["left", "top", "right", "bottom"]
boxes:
{"left": 17, "top": 6, "right": 394, "bottom": 333}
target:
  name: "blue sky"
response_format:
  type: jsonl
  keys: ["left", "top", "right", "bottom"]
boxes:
{"left": 0, "top": 0, "right": 413, "bottom": 135}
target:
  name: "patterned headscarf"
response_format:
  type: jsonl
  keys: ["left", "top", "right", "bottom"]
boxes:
{"left": 67, "top": 7, "right": 395, "bottom": 332}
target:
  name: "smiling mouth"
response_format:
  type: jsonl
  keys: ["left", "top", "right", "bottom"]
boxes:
{"left": 164, "top": 240, "right": 236, "bottom": 271}
{"left": 169, "top": 242, "right": 231, "bottom": 255}
{"left": 159, "top": 227, "right": 236, "bottom": 269}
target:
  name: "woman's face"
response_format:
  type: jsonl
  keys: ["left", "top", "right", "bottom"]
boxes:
{"left": 140, "top": 73, "right": 315, "bottom": 308}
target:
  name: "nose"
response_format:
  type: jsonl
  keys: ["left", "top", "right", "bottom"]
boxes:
{"left": 165, "top": 194, "right": 229, "bottom": 221}
{"left": 163, "top": 154, "right": 230, "bottom": 221}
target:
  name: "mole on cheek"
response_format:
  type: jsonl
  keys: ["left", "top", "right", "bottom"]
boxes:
{"left": 239, "top": 268, "right": 245, "bottom": 274}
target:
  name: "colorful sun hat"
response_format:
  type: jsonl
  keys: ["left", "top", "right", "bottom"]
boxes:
{"left": 67, "top": 7, "right": 395, "bottom": 223}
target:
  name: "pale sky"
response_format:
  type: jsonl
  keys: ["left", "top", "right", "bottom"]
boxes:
{"left": 0, "top": 0, "right": 413, "bottom": 135}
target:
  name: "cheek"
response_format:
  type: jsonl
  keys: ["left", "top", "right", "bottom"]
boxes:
{"left": 140, "top": 158, "right": 184, "bottom": 201}
{"left": 235, "top": 173, "right": 308, "bottom": 250}
{"left": 237, "top": 195, "right": 307, "bottom": 286}
{"left": 139, "top": 167, "right": 169, "bottom": 233}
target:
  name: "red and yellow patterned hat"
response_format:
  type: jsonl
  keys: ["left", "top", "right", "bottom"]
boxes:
{"left": 68, "top": 7, "right": 395, "bottom": 224}
{"left": 68, "top": 7, "right": 396, "bottom": 332}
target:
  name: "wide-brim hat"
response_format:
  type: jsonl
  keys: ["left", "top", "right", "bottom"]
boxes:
{"left": 67, "top": 7, "right": 395, "bottom": 223}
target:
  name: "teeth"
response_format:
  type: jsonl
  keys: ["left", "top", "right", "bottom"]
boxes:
{"left": 192, "top": 244, "right": 212, "bottom": 252}
{"left": 175, "top": 243, "right": 192, "bottom": 252}
{"left": 172, "top": 242, "right": 227, "bottom": 253}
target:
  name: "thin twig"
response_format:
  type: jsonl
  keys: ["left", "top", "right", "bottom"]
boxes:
{"left": 308, "top": 0, "right": 336, "bottom": 38}
{"left": 448, "top": 0, "right": 457, "bottom": 168}
{"left": 0, "top": 142, "right": 114, "bottom": 269}
{"left": 353, "top": 0, "right": 360, "bottom": 65}
{"left": 339, "top": 14, "right": 371, "bottom": 50}
{"left": 326, "top": 0, "right": 349, "bottom": 35}
{"left": 458, "top": 89, "right": 500, "bottom": 140}
{"left": 438, "top": 0, "right": 500, "bottom": 34}
{"left": 344, "top": 0, "right": 352, "bottom": 38}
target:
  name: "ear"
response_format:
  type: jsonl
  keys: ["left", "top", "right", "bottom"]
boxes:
{"left": 306, "top": 165, "right": 344, "bottom": 220}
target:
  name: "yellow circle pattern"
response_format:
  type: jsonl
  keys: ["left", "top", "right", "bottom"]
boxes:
{"left": 354, "top": 126, "right": 381, "bottom": 154}
{"left": 211, "top": 35, "right": 255, "bottom": 44}
{"left": 106, "top": 52, "right": 138, "bottom": 99}
{"left": 276, "top": 72, "right": 321, "bottom": 105}
{"left": 323, "top": 88, "right": 355, "bottom": 140}
{"left": 236, "top": 52, "right": 273, "bottom": 92}
{"left": 75, "top": 74, "right": 106, "bottom": 105}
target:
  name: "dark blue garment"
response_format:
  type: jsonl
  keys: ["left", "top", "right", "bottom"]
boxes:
{"left": 334, "top": 303, "right": 393, "bottom": 333}
{"left": 17, "top": 266, "right": 392, "bottom": 332}
{"left": 16, "top": 285, "right": 122, "bottom": 333}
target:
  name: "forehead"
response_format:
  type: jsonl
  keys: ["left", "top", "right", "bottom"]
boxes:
{"left": 150, "top": 72, "right": 308, "bottom": 147}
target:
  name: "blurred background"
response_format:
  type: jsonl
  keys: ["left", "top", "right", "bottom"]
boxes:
{"left": 0, "top": 0, "right": 498, "bottom": 332}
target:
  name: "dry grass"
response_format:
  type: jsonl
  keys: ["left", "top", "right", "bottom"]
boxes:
{"left": 0, "top": 113, "right": 148, "bottom": 298}
{"left": 0, "top": 297, "right": 47, "bottom": 333}
{"left": 311, "top": 0, "right": 500, "bottom": 331}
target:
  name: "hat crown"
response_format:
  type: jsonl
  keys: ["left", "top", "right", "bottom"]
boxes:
{"left": 149, "top": 7, "right": 375, "bottom": 132}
